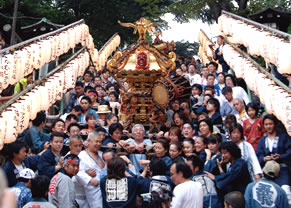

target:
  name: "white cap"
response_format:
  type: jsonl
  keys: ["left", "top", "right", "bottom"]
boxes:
{"left": 19, "top": 168, "right": 35, "bottom": 179}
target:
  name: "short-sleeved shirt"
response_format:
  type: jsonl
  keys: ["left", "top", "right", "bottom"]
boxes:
{"left": 126, "top": 138, "right": 152, "bottom": 174}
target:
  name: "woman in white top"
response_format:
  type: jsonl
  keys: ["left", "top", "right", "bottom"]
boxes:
{"left": 229, "top": 123, "right": 262, "bottom": 181}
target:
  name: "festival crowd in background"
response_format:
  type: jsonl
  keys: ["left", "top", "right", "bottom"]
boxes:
{"left": 0, "top": 36, "right": 291, "bottom": 208}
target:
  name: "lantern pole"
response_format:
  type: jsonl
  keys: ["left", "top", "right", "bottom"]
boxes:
{"left": 0, "top": 46, "right": 87, "bottom": 112}
{"left": 1, "top": 19, "right": 85, "bottom": 54}
{"left": 221, "top": 10, "right": 291, "bottom": 40}
{"left": 225, "top": 38, "right": 291, "bottom": 94}
{"left": 10, "top": 0, "right": 19, "bottom": 45}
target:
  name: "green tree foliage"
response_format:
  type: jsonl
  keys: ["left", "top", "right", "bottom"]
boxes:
{"left": 168, "top": 0, "right": 291, "bottom": 23}
{"left": 247, "top": 0, "right": 291, "bottom": 14}
{"left": 0, "top": 0, "right": 75, "bottom": 28}
{"left": 175, "top": 40, "right": 199, "bottom": 57}
{"left": 56, "top": 0, "right": 172, "bottom": 47}
{"left": 168, "top": 0, "right": 237, "bottom": 23}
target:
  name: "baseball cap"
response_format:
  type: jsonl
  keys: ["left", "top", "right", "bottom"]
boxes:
{"left": 263, "top": 161, "right": 280, "bottom": 178}
{"left": 19, "top": 168, "right": 35, "bottom": 179}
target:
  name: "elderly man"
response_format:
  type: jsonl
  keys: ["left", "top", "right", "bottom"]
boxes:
{"left": 119, "top": 124, "right": 152, "bottom": 174}
{"left": 233, "top": 98, "right": 248, "bottom": 125}
{"left": 75, "top": 132, "right": 105, "bottom": 208}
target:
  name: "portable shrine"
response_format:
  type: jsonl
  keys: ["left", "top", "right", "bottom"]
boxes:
{"left": 107, "top": 18, "right": 191, "bottom": 131}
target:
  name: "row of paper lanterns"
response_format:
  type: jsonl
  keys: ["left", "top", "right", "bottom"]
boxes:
{"left": 198, "top": 30, "right": 214, "bottom": 59}
{"left": 198, "top": 30, "right": 223, "bottom": 72}
{"left": 223, "top": 44, "right": 291, "bottom": 136}
{"left": 0, "top": 23, "right": 98, "bottom": 93}
{"left": 218, "top": 14, "right": 291, "bottom": 74}
{"left": 98, "top": 34, "right": 121, "bottom": 71}
{"left": 0, "top": 51, "right": 90, "bottom": 149}
{"left": 198, "top": 46, "right": 212, "bottom": 66}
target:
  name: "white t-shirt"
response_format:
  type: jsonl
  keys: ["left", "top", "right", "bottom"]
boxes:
{"left": 171, "top": 180, "right": 203, "bottom": 208}
{"left": 232, "top": 86, "right": 250, "bottom": 104}
{"left": 15, "top": 164, "right": 24, "bottom": 173}
{"left": 188, "top": 74, "right": 201, "bottom": 86}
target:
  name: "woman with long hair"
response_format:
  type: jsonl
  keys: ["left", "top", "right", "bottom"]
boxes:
{"left": 103, "top": 113, "right": 118, "bottom": 134}
{"left": 182, "top": 138, "right": 195, "bottom": 157}
{"left": 206, "top": 98, "right": 223, "bottom": 132}
{"left": 204, "top": 134, "right": 222, "bottom": 175}
{"left": 173, "top": 111, "right": 188, "bottom": 130}
{"left": 256, "top": 114, "right": 291, "bottom": 201}
{"left": 80, "top": 114, "right": 98, "bottom": 135}
{"left": 169, "top": 142, "right": 184, "bottom": 163}
{"left": 153, "top": 138, "right": 172, "bottom": 171}
{"left": 194, "top": 135, "right": 208, "bottom": 163}
{"left": 243, "top": 102, "right": 265, "bottom": 151}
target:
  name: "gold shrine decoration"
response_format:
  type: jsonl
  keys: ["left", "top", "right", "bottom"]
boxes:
{"left": 118, "top": 18, "right": 162, "bottom": 41}
{"left": 107, "top": 17, "right": 177, "bottom": 131}
{"left": 0, "top": 22, "right": 98, "bottom": 93}
{"left": 218, "top": 12, "right": 291, "bottom": 74}
{"left": 0, "top": 49, "right": 90, "bottom": 149}
{"left": 107, "top": 43, "right": 176, "bottom": 74}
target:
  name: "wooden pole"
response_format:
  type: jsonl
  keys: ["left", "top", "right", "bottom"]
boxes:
{"left": 10, "top": 0, "right": 19, "bottom": 45}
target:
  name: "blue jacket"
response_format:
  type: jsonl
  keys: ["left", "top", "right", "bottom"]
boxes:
{"left": 37, "top": 148, "right": 60, "bottom": 179}
{"left": 24, "top": 126, "right": 50, "bottom": 153}
{"left": 214, "top": 47, "right": 230, "bottom": 73}
{"left": 256, "top": 133, "right": 291, "bottom": 166}
{"left": 220, "top": 101, "right": 238, "bottom": 117}
{"left": 78, "top": 108, "right": 99, "bottom": 123}
{"left": 100, "top": 176, "right": 138, "bottom": 208}
{"left": 66, "top": 92, "right": 78, "bottom": 113}
{"left": 256, "top": 133, "right": 291, "bottom": 186}
{"left": 245, "top": 178, "right": 289, "bottom": 208}
{"left": 204, "top": 154, "right": 221, "bottom": 176}
{"left": 10, "top": 182, "right": 32, "bottom": 208}
{"left": 215, "top": 158, "right": 251, "bottom": 195}
{"left": 161, "top": 156, "right": 173, "bottom": 173}
{"left": 3, "top": 156, "right": 39, "bottom": 187}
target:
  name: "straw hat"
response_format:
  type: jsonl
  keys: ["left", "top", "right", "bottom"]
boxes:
{"left": 96, "top": 105, "right": 111, "bottom": 114}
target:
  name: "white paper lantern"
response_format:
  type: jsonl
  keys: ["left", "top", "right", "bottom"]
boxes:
{"left": 10, "top": 103, "right": 21, "bottom": 134}
{"left": 2, "top": 110, "right": 17, "bottom": 143}
{"left": 0, "top": 116, "right": 7, "bottom": 150}
{"left": 277, "top": 41, "right": 291, "bottom": 74}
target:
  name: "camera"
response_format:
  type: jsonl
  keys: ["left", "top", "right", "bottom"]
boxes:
{"left": 141, "top": 185, "right": 173, "bottom": 208}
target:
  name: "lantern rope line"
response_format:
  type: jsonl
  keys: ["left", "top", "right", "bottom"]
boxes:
{"left": 0, "top": 46, "right": 87, "bottom": 113}
{"left": 224, "top": 38, "right": 291, "bottom": 94}
{"left": 0, "top": 19, "right": 85, "bottom": 54}
{"left": 221, "top": 10, "right": 291, "bottom": 41}
{"left": 99, "top": 33, "right": 119, "bottom": 55}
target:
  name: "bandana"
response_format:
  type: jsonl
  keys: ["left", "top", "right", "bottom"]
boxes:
{"left": 64, "top": 157, "right": 80, "bottom": 166}
{"left": 88, "top": 92, "right": 97, "bottom": 96}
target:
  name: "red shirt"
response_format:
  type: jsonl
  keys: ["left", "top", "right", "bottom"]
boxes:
{"left": 243, "top": 118, "right": 265, "bottom": 151}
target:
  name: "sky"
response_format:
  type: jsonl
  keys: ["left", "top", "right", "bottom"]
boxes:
{"left": 160, "top": 13, "right": 219, "bottom": 43}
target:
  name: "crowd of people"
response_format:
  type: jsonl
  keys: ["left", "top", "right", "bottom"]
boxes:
{"left": 0, "top": 36, "right": 291, "bottom": 208}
